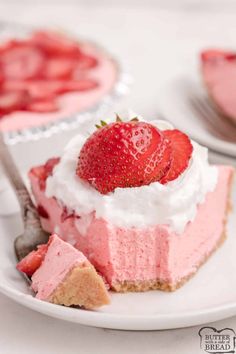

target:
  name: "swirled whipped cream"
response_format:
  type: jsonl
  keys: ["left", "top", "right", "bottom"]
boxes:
{"left": 46, "top": 115, "right": 218, "bottom": 233}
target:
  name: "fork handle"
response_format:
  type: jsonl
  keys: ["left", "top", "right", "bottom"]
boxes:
{"left": 0, "top": 132, "right": 37, "bottom": 221}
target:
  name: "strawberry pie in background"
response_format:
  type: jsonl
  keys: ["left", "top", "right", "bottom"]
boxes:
{"left": 0, "top": 24, "right": 129, "bottom": 144}
{"left": 201, "top": 49, "right": 236, "bottom": 125}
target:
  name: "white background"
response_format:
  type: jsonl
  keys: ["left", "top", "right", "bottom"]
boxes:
{"left": 0, "top": 1, "right": 236, "bottom": 353}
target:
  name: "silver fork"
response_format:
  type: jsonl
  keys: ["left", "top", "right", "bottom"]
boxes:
{"left": 0, "top": 132, "right": 49, "bottom": 261}
{"left": 189, "top": 95, "right": 236, "bottom": 143}
{"left": 0, "top": 22, "right": 48, "bottom": 262}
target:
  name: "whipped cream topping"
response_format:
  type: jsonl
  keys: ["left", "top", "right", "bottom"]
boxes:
{"left": 46, "top": 114, "right": 218, "bottom": 233}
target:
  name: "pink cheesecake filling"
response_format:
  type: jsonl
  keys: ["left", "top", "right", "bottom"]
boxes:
{"left": 202, "top": 58, "right": 236, "bottom": 123}
{"left": 32, "top": 234, "right": 87, "bottom": 300}
{"left": 29, "top": 165, "right": 233, "bottom": 289}
{"left": 0, "top": 43, "right": 118, "bottom": 132}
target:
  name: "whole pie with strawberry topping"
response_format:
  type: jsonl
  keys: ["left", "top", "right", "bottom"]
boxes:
{"left": 0, "top": 29, "right": 120, "bottom": 136}
{"left": 19, "top": 113, "right": 233, "bottom": 294}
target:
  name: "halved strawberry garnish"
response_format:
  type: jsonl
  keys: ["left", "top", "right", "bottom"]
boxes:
{"left": 32, "top": 30, "right": 81, "bottom": 57}
{"left": 0, "top": 90, "right": 29, "bottom": 115}
{"left": 16, "top": 243, "right": 48, "bottom": 276}
{"left": 1, "top": 45, "right": 45, "bottom": 80}
{"left": 26, "top": 99, "right": 58, "bottom": 113}
{"left": 160, "top": 129, "right": 193, "bottom": 184}
{"left": 77, "top": 120, "right": 172, "bottom": 194}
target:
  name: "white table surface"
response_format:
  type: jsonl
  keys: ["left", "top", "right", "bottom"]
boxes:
{"left": 0, "top": 1, "right": 236, "bottom": 353}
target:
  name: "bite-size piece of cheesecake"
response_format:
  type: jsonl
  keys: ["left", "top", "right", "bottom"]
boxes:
{"left": 28, "top": 115, "right": 234, "bottom": 292}
{"left": 17, "top": 234, "right": 110, "bottom": 308}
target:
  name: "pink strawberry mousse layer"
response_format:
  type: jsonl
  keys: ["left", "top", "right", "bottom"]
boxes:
{"left": 201, "top": 54, "right": 236, "bottom": 123}
{"left": 31, "top": 233, "right": 87, "bottom": 300}
{"left": 29, "top": 165, "right": 233, "bottom": 290}
{"left": 0, "top": 43, "right": 118, "bottom": 132}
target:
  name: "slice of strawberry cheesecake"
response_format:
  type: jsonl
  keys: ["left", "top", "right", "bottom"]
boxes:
{"left": 28, "top": 115, "right": 234, "bottom": 292}
{"left": 201, "top": 49, "right": 236, "bottom": 124}
{"left": 17, "top": 234, "right": 110, "bottom": 308}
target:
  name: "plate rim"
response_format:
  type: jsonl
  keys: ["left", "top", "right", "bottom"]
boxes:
{"left": 0, "top": 158, "right": 235, "bottom": 330}
{"left": 0, "top": 280, "right": 236, "bottom": 330}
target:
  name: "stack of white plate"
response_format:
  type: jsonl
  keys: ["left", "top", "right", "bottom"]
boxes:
{"left": 158, "top": 74, "right": 236, "bottom": 167}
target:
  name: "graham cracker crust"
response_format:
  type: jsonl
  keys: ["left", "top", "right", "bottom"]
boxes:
{"left": 112, "top": 169, "right": 234, "bottom": 293}
{"left": 49, "top": 262, "right": 110, "bottom": 309}
{"left": 112, "top": 231, "right": 227, "bottom": 292}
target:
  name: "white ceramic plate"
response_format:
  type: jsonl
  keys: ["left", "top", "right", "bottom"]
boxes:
{"left": 0, "top": 181, "right": 235, "bottom": 331}
{"left": 158, "top": 75, "right": 236, "bottom": 158}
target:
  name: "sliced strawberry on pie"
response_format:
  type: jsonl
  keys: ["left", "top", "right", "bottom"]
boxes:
{"left": 26, "top": 99, "right": 59, "bottom": 113}
{"left": 160, "top": 129, "right": 193, "bottom": 184}
{"left": 0, "top": 39, "right": 19, "bottom": 54}
{"left": 28, "top": 79, "right": 98, "bottom": 101}
{"left": 32, "top": 30, "right": 81, "bottom": 57}
{"left": 3, "top": 80, "right": 29, "bottom": 92}
{"left": 61, "top": 79, "right": 99, "bottom": 93}
{"left": 25, "top": 80, "right": 63, "bottom": 100}
{"left": 75, "top": 54, "right": 98, "bottom": 71}
{"left": 0, "top": 90, "right": 29, "bottom": 116}
{"left": 2, "top": 80, "right": 59, "bottom": 109}
{"left": 201, "top": 48, "right": 236, "bottom": 124}
{"left": 44, "top": 57, "right": 76, "bottom": 79}
{"left": 16, "top": 243, "right": 48, "bottom": 276}
{"left": 1, "top": 45, "right": 45, "bottom": 80}
{"left": 0, "top": 69, "right": 4, "bottom": 86}
{"left": 0, "top": 39, "right": 36, "bottom": 56}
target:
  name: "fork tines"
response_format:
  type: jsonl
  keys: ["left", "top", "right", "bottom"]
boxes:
{"left": 189, "top": 95, "right": 236, "bottom": 143}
